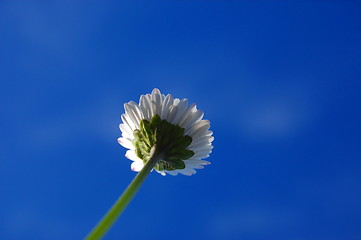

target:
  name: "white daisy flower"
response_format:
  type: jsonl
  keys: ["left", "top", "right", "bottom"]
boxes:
{"left": 117, "top": 88, "right": 214, "bottom": 176}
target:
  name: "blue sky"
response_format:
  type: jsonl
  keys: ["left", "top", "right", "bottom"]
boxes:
{"left": 1, "top": 1, "right": 361, "bottom": 240}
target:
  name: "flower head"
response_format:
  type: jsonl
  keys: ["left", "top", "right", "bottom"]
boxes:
{"left": 118, "top": 88, "right": 213, "bottom": 176}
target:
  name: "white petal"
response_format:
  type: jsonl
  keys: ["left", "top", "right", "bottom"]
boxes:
{"left": 183, "top": 110, "right": 204, "bottom": 132}
{"left": 165, "top": 170, "right": 179, "bottom": 176}
{"left": 189, "top": 146, "right": 213, "bottom": 155}
{"left": 131, "top": 161, "right": 144, "bottom": 172}
{"left": 140, "top": 95, "right": 152, "bottom": 121}
{"left": 145, "top": 94, "right": 154, "bottom": 117}
{"left": 166, "top": 105, "right": 178, "bottom": 124}
{"left": 178, "top": 167, "right": 196, "bottom": 176}
{"left": 193, "top": 151, "right": 211, "bottom": 159}
{"left": 151, "top": 88, "right": 162, "bottom": 116}
{"left": 124, "top": 103, "right": 140, "bottom": 127}
{"left": 121, "top": 114, "right": 137, "bottom": 131}
{"left": 189, "top": 137, "right": 213, "bottom": 149}
{"left": 173, "top": 98, "right": 180, "bottom": 106}
{"left": 155, "top": 170, "right": 166, "bottom": 176}
{"left": 125, "top": 150, "right": 141, "bottom": 162}
{"left": 187, "top": 120, "right": 210, "bottom": 139}
{"left": 173, "top": 99, "right": 188, "bottom": 125}
{"left": 130, "top": 101, "right": 144, "bottom": 119}
{"left": 177, "top": 103, "right": 196, "bottom": 128}
{"left": 119, "top": 123, "right": 133, "bottom": 139}
{"left": 191, "top": 134, "right": 214, "bottom": 144}
{"left": 117, "top": 137, "right": 134, "bottom": 150}
{"left": 185, "top": 159, "right": 211, "bottom": 165}
{"left": 128, "top": 101, "right": 143, "bottom": 124}
{"left": 161, "top": 94, "right": 174, "bottom": 120}
{"left": 161, "top": 93, "right": 166, "bottom": 101}
{"left": 185, "top": 164, "right": 204, "bottom": 169}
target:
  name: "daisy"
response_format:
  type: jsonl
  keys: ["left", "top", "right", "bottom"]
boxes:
{"left": 86, "top": 88, "right": 214, "bottom": 239}
{"left": 118, "top": 88, "right": 214, "bottom": 176}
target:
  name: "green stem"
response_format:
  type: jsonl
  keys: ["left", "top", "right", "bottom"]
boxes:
{"left": 85, "top": 149, "right": 161, "bottom": 240}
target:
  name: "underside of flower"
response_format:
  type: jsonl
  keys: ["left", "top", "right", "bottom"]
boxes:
{"left": 132, "top": 114, "right": 194, "bottom": 171}
{"left": 118, "top": 88, "right": 213, "bottom": 176}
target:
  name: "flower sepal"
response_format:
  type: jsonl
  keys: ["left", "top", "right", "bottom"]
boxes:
{"left": 132, "top": 114, "right": 195, "bottom": 171}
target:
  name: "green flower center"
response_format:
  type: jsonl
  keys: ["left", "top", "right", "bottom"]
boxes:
{"left": 132, "top": 114, "right": 194, "bottom": 171}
